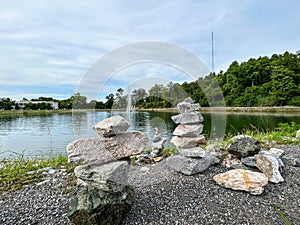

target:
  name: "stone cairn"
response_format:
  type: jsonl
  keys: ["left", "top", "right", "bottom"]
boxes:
{"left": 67, "top": 115, "right": 148, "bottom": 225}
{"left": 135, "top": 127, "right": 166, "bottom": 164}
{"left": 166, "top": 98, "right": 219, "bottom": 175}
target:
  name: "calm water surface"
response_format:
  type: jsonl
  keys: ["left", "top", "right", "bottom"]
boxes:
{"left": 0, "top": 111, "right": 299, "bottom": 158}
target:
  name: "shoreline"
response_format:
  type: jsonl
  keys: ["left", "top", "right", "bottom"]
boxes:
{"left": 136, "top": 106, "right": 300, "bottom": 113}
{"left": 1, "top": 106, "right": 300, "bottom": 117}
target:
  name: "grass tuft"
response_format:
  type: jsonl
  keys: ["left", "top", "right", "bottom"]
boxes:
{"left": 0, "top": 154, "right": 76, "bottom": 192}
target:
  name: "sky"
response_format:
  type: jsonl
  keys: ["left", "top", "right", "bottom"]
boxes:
{"left": 0, "top": 0, "right": 299, "bottom": 101}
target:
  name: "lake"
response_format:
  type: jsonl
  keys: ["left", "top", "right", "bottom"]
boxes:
{"left": 0, "top": 110, "right": 300, "bottom": 158}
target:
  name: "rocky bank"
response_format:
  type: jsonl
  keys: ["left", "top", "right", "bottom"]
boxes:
{"left": 0, "top": 144, "right": 299, "bottom": 225}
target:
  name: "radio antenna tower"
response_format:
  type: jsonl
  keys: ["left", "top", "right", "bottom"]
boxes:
{"left": 211, "top": 31, "right": 214, "bottom": 73}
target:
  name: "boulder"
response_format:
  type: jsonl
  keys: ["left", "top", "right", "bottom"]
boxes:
{"left": 173, "top": 124, "right": 204, "bottom": 137}
{"left": 74, "top": 161, "right": 129, "bottom": 192}
{"left": 171, "top": 112, "right": 204, "bottom": 125}
{"left": 68, "top": 186, "right": 134, "bottom": 225}
{"left": 171, "top": 135, "right": 206, "bottom": 149}
{"left": 92, "top": 115, "right": 130, "bottom": 137}
{"left": 254, "top": 154, "right": 284, "bottom": 183}
{"left": 166, "top": 153, "right": 219, "bottom": 175}
{"left": 213, "top": 169, "right": 268, "bottom": 195}
{"left": 177, "top": 147, "right": 206, "bottom": 158}
{"left": 67, "top": 131, "right": 148, "bottom": 164}
{"left": 227, "top": 135, "right": 260, "bottom": 158}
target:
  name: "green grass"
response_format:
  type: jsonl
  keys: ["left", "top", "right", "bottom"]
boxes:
{"left": 273, "top": 205, "right": 292, "bottom": 225}
{"left": 0, "top": 109, "right": 73, "bottom": 117}
{"left": 0, "top": 154, "right": 76, "bottom": 192}
{"left": 223, "top": 122, "right": 300, "bottom": 146}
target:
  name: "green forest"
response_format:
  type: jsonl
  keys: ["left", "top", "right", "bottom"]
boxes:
{"left": 1, "top": 51, "right": 299, "bottom": 110}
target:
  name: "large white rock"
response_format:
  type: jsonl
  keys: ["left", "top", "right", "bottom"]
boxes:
{"left": 67, "top": 131, "right": 148, "bottom": 164}
{"left": 213, "top": 169, "right": 268, "bottom": 195}
{"left": 93, "top": 115, "right": 130, "bottom": 137}
{"left": 173, "top": 124, "right": 204, "bottom": 137}
{"left": 254, "top": 154, "right": 284, "bottom": 183}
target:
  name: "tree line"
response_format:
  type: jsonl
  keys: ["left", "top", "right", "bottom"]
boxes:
{"left": 1, "top": 51, "right": 299, "bottom": 110}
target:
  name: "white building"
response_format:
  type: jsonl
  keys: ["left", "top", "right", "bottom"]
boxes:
{"left": 17, "top": 100, "right": 59, "bottom": 110}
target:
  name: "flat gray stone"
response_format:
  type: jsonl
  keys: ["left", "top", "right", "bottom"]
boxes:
{"left": 177, "top": 147, "right": 206, "bottom": 157}
{"left": 166, "top": 153, "right": 219, "bottom": 175}
{"left": 93, "top": 115, "right": 130, "bottom": 137}
{"left": 171, "top": 135, "right": 206, "bottom": 148}
{"left": 74, "top": 161, "right": 129, "bottom": 192}
{"left": 171, "top": 112, "right": 204, "bottom": 125}
{"left": 67, "top": 131, "right": 148, "bottom": 164}
{"left": 177, "top": 101, "right": 200, "bottom": 114}
{"left": 173, "top": 124, "right": 204, "bottom": 137}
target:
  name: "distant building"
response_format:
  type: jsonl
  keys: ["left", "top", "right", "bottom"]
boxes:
{"left": 17, "top": 100, "right": 59, "bottom": 110}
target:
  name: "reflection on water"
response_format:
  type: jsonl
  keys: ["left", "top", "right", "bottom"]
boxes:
{"left": 0, "top": 111, "right": 299, "bottom": 158}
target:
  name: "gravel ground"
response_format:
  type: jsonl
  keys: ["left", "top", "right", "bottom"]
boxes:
{"left": 0, "top": 145, "right": 299, "bottom": 225}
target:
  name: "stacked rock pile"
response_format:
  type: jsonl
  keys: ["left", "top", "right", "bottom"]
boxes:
{"left": 67, "top": 115, "right": 148, "bottom": 225}
{"left": 150, "top": 127, "right": 166, "bottom": 158}
{"left": 166, "top": 98, "right": 219, "bottom": 175}
{"left": 135, "top": 127, "right": 166, "bottom": 164}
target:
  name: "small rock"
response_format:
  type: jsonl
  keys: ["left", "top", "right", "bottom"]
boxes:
{"left": 140, "top": 167, "right": 150, "bottom": 173}
{"left": 222, "top": 153, "right": 241, "bottom": 168}
{"left": 213, "top": 169, "right": 268, "bottom": 195}
{"left": 254, "top": 154, "right": 284, "bottom": 183}
{"left": 227, "top": 135, "right": 260, "bottom": 158}
{"left": 166, "top": 153, "right": 219, "bottom": 175}
{"left": 152, "top": 156, "right": 164, "bottom": 163}
{"left": 241, "top": 156, "right": 256, "bottom": 167}
{"left": 92, "top": 115, "right": 130, "bottom": 137}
